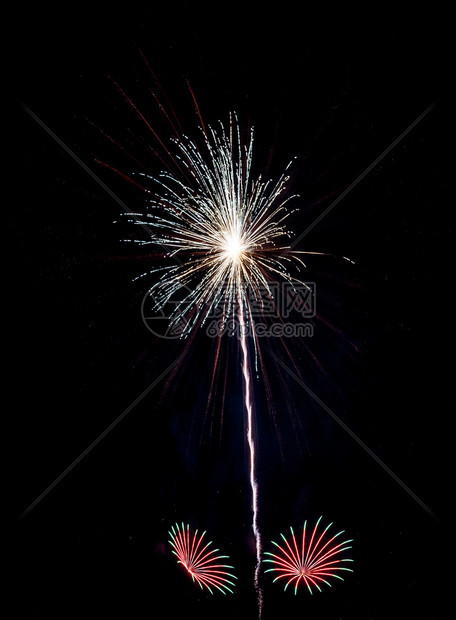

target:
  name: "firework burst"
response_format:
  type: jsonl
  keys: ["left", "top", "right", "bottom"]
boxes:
{"left": 128, "top": 113, "right": 311, "bottom": 336}
{"left": 263, "top": 516, "right": 354, "bottom": 595}
{"left": 168, "top": 522, "right": 237, "bottom": 595}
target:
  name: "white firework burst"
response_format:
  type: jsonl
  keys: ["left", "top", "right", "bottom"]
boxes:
{"left": 127, "top": 113, "right": 310, "bottom": 336}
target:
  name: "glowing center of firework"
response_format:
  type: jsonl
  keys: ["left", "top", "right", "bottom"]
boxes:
{"left": 222, "top": 231, "right": 245, "bottom": 262}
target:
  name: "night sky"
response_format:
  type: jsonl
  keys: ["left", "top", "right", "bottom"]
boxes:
{"left": 12, "top": 4, "right": 451, "bottom": 619}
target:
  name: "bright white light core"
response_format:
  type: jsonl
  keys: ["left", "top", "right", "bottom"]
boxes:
{"left": 222, "top": 232, "right": 245, "bottom": 262}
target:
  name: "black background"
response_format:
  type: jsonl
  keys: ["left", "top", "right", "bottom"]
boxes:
{"left": 11, "top": 3, "right": 451, "bottom": 619}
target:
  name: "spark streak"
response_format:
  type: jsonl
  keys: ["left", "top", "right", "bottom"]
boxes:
{"left": 238, "top": 286, "right": 263, "bottom": 615}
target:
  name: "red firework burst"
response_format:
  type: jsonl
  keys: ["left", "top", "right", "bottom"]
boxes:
{"left": 168, "top": 522, "right": 237, "bottom": 594}
{"left": 263, "top": 516, "right": 354, "bottom": 594}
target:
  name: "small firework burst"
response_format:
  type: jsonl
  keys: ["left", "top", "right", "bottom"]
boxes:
{"left": 168, "top": 522, "right": 237, "bottom": 595}
{"left": 263, "top": 516, "right": 354, "bottom": 594}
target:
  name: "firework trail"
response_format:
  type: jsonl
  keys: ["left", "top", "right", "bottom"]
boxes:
{"left": 238, "top": 286, "right": 263, "bottom": 613}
